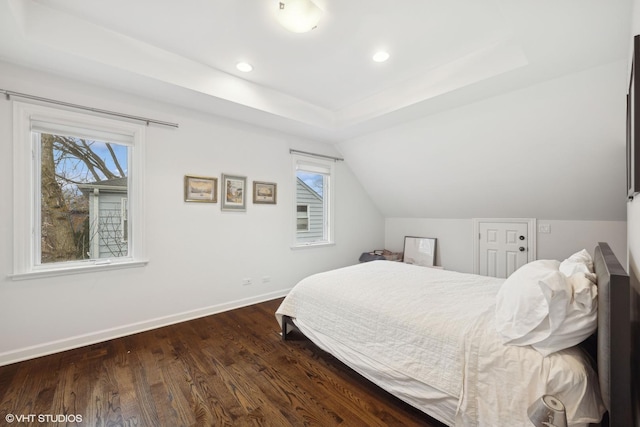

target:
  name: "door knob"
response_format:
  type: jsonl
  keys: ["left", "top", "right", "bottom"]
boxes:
{"left": 519, "top": 247, "right": 525, "bottom": 252}
{"left": 519, "top": 235, "right": 525, "bottom": 240}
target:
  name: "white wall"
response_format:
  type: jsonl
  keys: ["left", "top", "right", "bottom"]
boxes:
{"left": 338, "top": 60, "right": 627, "bottom": 222}
{"left": 0, "top": 61, "right": 384, "bottom": 365}
{"left": 535, "top": 220, "right": 626, "bottom": 263}
{"left": 385, "top": 218, "right": 626, "bottom": 273}
{"left": 385, "top": 218, "right": 474, "bottom": 273}
{"left": 339, "top": 59, "right": 628, "bottom": 277}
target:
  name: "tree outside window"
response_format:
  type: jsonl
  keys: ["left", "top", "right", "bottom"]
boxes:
{"left": 13, "top": 102, "right": 146, "bottom": 278}
{"left": 39, "top": 133, "right": 129, "bottom": 263}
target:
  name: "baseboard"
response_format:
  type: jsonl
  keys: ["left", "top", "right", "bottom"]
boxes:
{"left": 0, "top": 289, "right": 290, "bottom": 366}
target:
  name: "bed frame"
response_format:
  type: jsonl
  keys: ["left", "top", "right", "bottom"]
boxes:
{"left": 282, "top": 242, "right": 639, "bottom": 426}
{"left": 593, "top": 242, "right": 638, "bottom": 427}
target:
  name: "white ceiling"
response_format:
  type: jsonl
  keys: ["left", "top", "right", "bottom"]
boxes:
{"left": 0, "top": 0, "right": 632, "bottom": 142}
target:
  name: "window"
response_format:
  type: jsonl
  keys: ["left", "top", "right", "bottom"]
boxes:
{"left": 12, "top": 102, "right": 147, "bottom": 278}
{"left": 293, "top": 155, "right": 334, "bottom": 247}
{"left": 121, "top": 198, "right": 129, "bottom": 243}
{"left": 297, "top": 204, "right": 310, "bottom": 231}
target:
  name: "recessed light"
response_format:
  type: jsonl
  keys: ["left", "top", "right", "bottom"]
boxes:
{"left": 236, "top": 62, "right": 253, "bottom": 72}
{"left": 372, "top": 51, "right": 390, "bottom": 63}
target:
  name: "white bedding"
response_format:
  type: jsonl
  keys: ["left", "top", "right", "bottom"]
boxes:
{"left": 275, "top": 261, "right": 605, "bottom": 426}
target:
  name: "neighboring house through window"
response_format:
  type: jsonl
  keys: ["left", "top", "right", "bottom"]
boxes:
{"left": 293, "top": 154, "right": 334, "bottom": 247}
{"left": 77, "top": 179, "right": 129, "bottom": 259}
{"left": 12, "top": 102, "right": 146, "bottom": 278}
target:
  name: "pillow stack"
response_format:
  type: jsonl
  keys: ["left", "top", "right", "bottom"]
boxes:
{"left": 495, "top": 249, "right": 598, "bottom": 356}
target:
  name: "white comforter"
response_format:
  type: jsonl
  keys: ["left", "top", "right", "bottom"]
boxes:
{"left": 276, "top": 261, "right": 604, "bottom": 426}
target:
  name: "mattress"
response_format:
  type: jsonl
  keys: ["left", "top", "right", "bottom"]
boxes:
{"left": 292, "top": 316, "right": 460, "bottom": 425}
{"left": 276, "top": 261, "right": 604, "bottom": 426}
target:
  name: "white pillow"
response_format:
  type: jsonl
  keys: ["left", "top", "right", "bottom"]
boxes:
{"left": 531, "top": 272, "right": 598, "bottom": 356}
{"left": 495, "top": 260, "right": 571, "bottom": 345}
{"left": 559, "top": 249, "right": 595, "bottom": 279}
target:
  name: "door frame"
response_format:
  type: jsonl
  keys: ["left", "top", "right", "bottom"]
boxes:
{"left": 472, "top": 218, "right": 537, "bottom": 275}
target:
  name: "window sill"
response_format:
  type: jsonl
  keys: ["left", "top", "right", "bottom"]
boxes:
{"left": 290, "top": 242, "right": 335, "bottom": 250}
{"left": 9, "top": 259, "right": 149, "bottom": 281}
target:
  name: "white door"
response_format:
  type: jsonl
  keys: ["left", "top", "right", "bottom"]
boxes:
{"left": 475, "top": 219, "right": 535, "bottom": 278}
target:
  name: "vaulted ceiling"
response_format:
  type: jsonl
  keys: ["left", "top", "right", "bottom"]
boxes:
{"left": 0, "top": 0, "right": 631, "bottom": 143}
{"left": 0, "top": 0, "right": 633, "bottom": 222}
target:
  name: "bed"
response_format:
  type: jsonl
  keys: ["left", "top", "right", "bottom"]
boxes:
{"left": 276, "top": 242, "right": 637, "bottom": 426}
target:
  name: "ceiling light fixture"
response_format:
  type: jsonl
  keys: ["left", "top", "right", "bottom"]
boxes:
{"left": 276, "top": 0, "right": 323, "bottom": 33}
{"left": 236, "top": 62, "right": 253, "bottom": 72}
{"left": 373, "top": 51, "right": 390, "bottom": 63}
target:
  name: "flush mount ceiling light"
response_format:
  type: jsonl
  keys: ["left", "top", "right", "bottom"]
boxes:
{"left": 276, "top": 0, "right": 323, "bottom": 33}
{"left": 236, "top": 62, "right": 253, "bottom": 72}
{"left": 373, "top": 51, "right": 390, "bottom": 63}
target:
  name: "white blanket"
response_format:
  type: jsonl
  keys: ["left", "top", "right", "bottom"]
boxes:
{"left": 276, "top": 261, "right": 604, "bottom": 426}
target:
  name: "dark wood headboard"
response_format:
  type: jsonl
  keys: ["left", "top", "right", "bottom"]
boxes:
{"left": 593, "top": 242, "right": 635, "bottom": 426}
{"left": 633, "top": 277, "right": 640, "bottom": 427}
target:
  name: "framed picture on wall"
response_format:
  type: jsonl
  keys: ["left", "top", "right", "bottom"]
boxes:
{"left": 221, "top": 173, "right": 246, "bottom": 211}
{"left": 184, "top": 175, "right": 217, "bottom": 203}
{"left": 402, "top": 236, "right": 437, "bottom": 267}
{"left": 253, "top": 181, "right": 277, "bottom": 204}
{"left": 628, "top": 34, "right": 640, "bottom": 199}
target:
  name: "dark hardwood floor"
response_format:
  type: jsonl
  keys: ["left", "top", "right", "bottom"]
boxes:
{"left": 0, "top": 298, "right": 446, "bottom": 426}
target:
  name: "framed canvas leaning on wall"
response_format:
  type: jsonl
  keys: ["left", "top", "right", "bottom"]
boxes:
{"left": 402, "top": 236, "right": 437, "bottom": 267}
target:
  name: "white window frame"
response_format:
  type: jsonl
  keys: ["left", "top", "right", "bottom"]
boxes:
{"left": 11, "top": 101, "right": 147, "bottom": 280}
{"left": 292, "top": 154, "right": 335, "bottom": 248}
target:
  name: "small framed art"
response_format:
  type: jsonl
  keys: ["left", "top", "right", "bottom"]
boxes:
{"left": 403, "top": 236, "right": 437, "bottom": 267}
{"left": 184, "top": 175, "right": 217, "bottom": 203}
{"left": 222, "top": 174, "right": 247, "bottom": 211}
{"left": 253, "top": 181, "right": 277, "bottom": 204}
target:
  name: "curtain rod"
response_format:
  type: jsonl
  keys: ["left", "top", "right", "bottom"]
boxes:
{"left": 1, "top": 89, "right": 179, "bottom": 128}
{"left": 289, "top": 149, "right": 344, "bottom": 162}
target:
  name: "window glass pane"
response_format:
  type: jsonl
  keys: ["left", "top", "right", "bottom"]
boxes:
{"left": 296, "top": 204, "right": 309, "bottom": 231}
{"left": 296, "top": 171, "right": 325, "bottom": 243}
{"left": 39, "top": 132, "right": 128, "bottom": 263}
